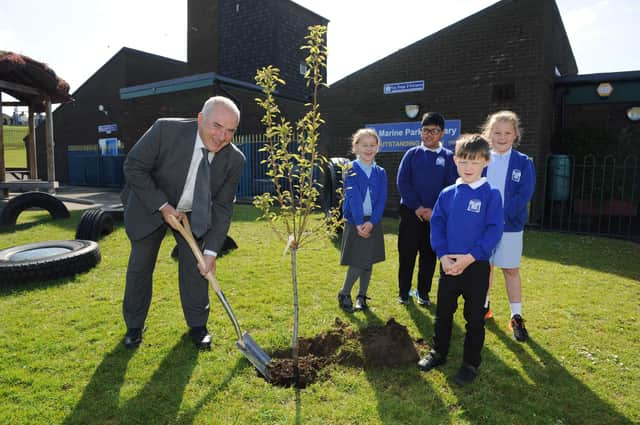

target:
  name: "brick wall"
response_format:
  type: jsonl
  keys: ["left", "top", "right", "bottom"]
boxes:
{"left": 189, "top": 0, "right": 328, "bottom": 101}
{"left": 217, "top": 0, "right": 275, "bottom": 89}
{"left": 320, "top": 0, "right": 577, "bottom": 220}
{"left": 188, "top": 0, "right": 220, "bottom": 74}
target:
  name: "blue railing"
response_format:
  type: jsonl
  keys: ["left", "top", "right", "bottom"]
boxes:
{"left": 234, "top": 134, "right": 300, "bottom": 202}
{"left": 541, "top": 154, "right": 639, "bottom": 241}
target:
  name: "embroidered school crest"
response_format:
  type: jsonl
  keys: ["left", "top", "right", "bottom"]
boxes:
{"left": 436, "top": 157, "right": 445, "bottom": 167}
{"left": 467, "top": 199, "right": 482, "bottom": 213}
{"left": 512, "top": 169, "right": 521, "bottom": 182}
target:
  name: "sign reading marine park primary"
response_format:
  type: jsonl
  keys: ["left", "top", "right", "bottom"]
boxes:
{"left": 366, "top": 120, "right": 462, "bottom": 152}
{"left": 383, "top": 80, "right": 425, "bottom": 94}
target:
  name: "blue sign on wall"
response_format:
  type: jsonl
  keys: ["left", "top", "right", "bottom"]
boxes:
{"left": 366, "top": 120, "right": 462, "bottom": 152}
{"left": 98, "top": 123, "right": 118, "bottom": 134}
{"left": 383, "top": 80, "right": 425, "bottom": 95}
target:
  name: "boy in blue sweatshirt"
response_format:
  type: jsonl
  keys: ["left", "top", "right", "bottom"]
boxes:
{"left": 418, "top": 134, "right": 503, "bottom": 385}
{"left": 397, "top": 112, "right": 458, "bottom": 306}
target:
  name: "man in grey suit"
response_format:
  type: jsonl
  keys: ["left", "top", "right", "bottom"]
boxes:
{"left": 121, "top": 96, "right": 246, "bottom": 349}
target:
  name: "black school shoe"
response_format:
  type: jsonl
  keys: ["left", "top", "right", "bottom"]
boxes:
{"left": 123, "top": 327, "right": 144, "bottom": 349}
{"left": 416, "top": 294, "right": 431, "bottom": 307}
{"left": 354, "top": 295, "right": 370, "bottom": 311}
{"left": 189, "top": 326, "right": 212, "bottom": 349}
{"left": 418, "top": 350, "right": 446, "bottom": 372}
{"left": 509, "top": 314, "right": 529, "bottom": 342}
{"left": 453, "top": 363, "right": 479, "bottom": 385}
{"left": 338, "top": 293, "right": 353, "bottom": 311}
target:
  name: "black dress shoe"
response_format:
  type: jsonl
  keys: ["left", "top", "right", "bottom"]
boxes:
{"left": 189, "top": 326, "right": 212, "bottom": 349}
{"left": 123, "top": 327, "right": 143, "bottom": 349}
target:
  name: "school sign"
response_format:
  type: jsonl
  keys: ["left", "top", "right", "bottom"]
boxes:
{"left": 366, "top": 120, "right": 461, "bottom": 152}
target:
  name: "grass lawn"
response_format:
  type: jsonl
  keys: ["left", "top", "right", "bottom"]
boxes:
{"left": 0, "top": 205, "right": 638, "bottom": 424}
{"left": 2, "top": 125, "right": 28, "bottom": 168}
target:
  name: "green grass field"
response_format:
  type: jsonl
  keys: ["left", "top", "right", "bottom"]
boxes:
{"left": 0, "top": 205, "right": 638, "bottom": 424}
{"left": 2, "top": 124, "right": 28, "bottom": 168}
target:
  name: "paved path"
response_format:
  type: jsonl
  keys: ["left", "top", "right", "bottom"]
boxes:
{"left": 0, "top": 184, "right": 123, "bottom": 212}
{"left": 53, "top": 186, "right": 123, "bottom": 211}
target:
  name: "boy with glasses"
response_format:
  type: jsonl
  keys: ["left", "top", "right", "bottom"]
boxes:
{"left": 397, "top": 112, "right": 458, "bottom": 306}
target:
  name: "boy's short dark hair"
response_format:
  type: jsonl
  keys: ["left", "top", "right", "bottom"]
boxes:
{"left": 455, "top": 134, "right": 490, "bottom": 160}
{"left": 421, "top": 112, "right": 445, "bottom": 130}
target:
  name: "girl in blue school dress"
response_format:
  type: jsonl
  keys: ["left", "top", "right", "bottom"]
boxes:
{"left": 337, "top": 128, "right": 387, "bottom": 312}
{"left": 481, "top": 110, "right": 535, "bottom": 342}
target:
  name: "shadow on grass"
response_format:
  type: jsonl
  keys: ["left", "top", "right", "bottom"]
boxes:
{"left": 61, "top": 343, "right": 135, "bottom": 425}
{"left": 342, "top": 298, "right": 630, "bottom": 424}
{"left": 174, "top": 359, "right": 244, "bottom": 425}
{"left": 0, "top": 267, "right": 97, "bottom": 298}
{"left": 347, "top": 308, "right": 452, "bottom": 425}
{"left": 523, "top": 229, "right": 640, "bottom": 281}
{"left": 406, "top": 298, "right": 436, "bottom": 341}
{"left": 63, "top": 336, "right": 199, "bottom": 425}
{"left": 470, "top": 321, "right": 633, "bottom": 425}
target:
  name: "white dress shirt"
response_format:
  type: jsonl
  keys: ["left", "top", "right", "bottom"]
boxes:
{"left": 177, "top": 133, "right": 214, "bottom": 212}
{"left": 487, "top": 149, "right": 511, "bottom": 205}
{"left": 171, "top": 133, "right": 217, "bottom": 257}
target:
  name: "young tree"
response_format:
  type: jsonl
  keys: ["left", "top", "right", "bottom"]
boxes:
{"left": 253, "top": 25, "right": 343, "bottom": 374}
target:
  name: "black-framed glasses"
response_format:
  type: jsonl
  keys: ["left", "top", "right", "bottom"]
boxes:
{"left": 421, "top": 127, "right": 442, "bottom": 135}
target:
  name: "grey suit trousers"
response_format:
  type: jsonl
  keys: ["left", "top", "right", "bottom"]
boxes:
{"left": 123, "top": 222, "right": 210, "bottom": 329}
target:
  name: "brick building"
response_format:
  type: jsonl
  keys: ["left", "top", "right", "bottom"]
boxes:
{"left": 37, "top": 0, "right": 327, "bottom": 183}
{"left": 37, "top": 48, "right": 188, "bottom": 182}
{"left": 553, "top": 71, "right": 640, "bottom": 160}
{"left": 320, "top": 0, "right": 577, "bottom": 223}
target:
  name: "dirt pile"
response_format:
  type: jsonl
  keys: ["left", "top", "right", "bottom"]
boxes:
{"left": 265, "top": 317, "right": 425, "bottom": 388}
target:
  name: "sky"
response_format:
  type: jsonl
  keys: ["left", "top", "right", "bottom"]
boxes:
{"left": 1, "top": 0, "right": 639, "bottom": 113}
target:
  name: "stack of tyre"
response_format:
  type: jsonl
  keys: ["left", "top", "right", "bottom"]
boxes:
{"left": 320, "top": 157, "right": 349, "bottom": 216}
{"left": 0, "top": 192, "right": 124, "bottom": 285}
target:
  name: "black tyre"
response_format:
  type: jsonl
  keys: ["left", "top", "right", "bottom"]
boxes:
{"left": 319, "top": 162, "right": 334, "bottom": 213}
{"left": 76, "top": 208, "right": 115, "bottom": 241}
{"left": 0, "top": 240, "right": 101, "bottom": 284}
{"left": 0, "top": 192, "right": 70, "bottom": 228}
{"left": 102, "top": 203, "right": 124, "bottom": 222}
{"left": 220, "top": 235, "right": 238, "bottom": 258}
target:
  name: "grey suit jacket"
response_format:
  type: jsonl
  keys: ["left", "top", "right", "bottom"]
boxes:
{"left": 121, "top": 118, "right": 246, "bottom": 254}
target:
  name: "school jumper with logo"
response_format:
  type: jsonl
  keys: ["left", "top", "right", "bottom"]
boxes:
{"left": 396, "top": 144, "right": 458, "bottom": 302}
{"left": 483, "top": 149, "right": 535, "bottom": 233}
{"left": 428, "top": 178, "right": 503, "bottom": 369}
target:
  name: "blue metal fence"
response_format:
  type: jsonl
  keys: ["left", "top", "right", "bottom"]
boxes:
{"left": 234, "top": 134, "right": 299, "bottom": 202}
{"left": 540, "top": 154, "right": 639, "bottom": 241}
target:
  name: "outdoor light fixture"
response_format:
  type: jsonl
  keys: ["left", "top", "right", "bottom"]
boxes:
{"left": 405, "top": 103, "right": 420, "bottom": 119}
{"left": 596, "top": 82, "right": 613, "bottom": 98}
{"left": 98, "top": 104, "right": 109, "bottom": 116}
{"left": 627, "top": 106, "right": 640, "bottom": 122}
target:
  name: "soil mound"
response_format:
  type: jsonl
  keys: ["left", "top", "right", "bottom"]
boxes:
{"left": 265, "top": 317, "right": 424, "bottom": 388}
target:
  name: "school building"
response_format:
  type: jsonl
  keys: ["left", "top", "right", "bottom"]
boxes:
{"left": 36, "top": 0, "right": 327, "bottom": 186}
{"left": 35, "top": 0, "right": 639, "bottom": 239}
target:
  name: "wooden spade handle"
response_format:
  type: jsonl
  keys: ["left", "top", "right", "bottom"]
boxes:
{"left": 167, "top": 215, "right": 221, "bottom": 292}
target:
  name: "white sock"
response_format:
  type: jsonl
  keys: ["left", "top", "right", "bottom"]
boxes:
{"left": 510, "top": 302, "right": 522, "bottom": 318}
{"left": 484, "top": 294, "right": 490, "bottom": 309}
